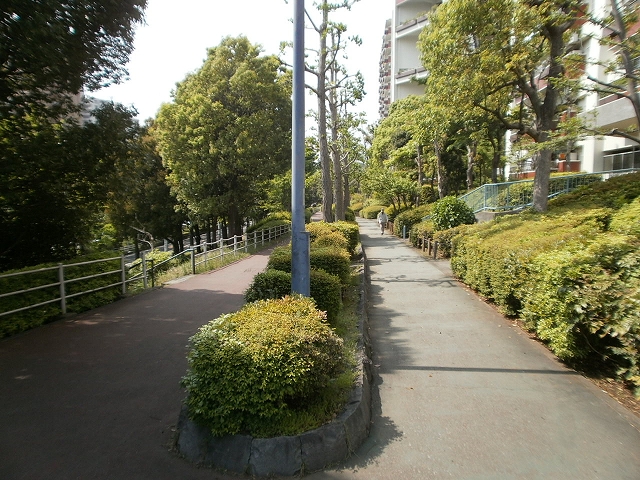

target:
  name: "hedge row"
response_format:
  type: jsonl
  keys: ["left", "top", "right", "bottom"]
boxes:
{"left": 450, "top": 173, "right": 640, "bottom": 392}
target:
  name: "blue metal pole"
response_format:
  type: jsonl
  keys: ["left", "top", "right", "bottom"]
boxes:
{"left": 291, "top": 0, "right": 310, "bottom": 295}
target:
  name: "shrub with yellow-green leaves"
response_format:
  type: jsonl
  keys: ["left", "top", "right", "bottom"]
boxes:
{"left": 360, "top": 205, "right": 387, "bottom": 220}
{"left": 450, "top": 181, "right": 640, "bottom": 392}
{"left": 182, "top": 295, "right": 345, "bottom": 437}
{"left": 306, "top": 221, "right": 359, "bottom": 255}
{"left": 312, "top": 231, "right": 350, "bottom": 252}
{"left": 268, "top": 245, "right": 352, "bottom": 285}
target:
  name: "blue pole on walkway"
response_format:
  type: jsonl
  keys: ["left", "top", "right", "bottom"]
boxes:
{"left": 291, "top": 0, "right": 310, "bottom": 295}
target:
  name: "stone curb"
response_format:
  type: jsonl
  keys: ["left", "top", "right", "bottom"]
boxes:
{"left": 175, "top": 252, "right": 372, "bottom": 477}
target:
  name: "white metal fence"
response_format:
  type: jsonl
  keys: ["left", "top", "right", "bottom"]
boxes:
{"left": 0, "top": 224, "right": 290, "bottom": 321}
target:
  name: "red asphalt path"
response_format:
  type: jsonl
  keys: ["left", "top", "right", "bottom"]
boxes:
{"left": 0, "top": 250, "right": 274, "bottom": 480}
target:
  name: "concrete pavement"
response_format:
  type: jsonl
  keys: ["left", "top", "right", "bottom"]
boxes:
{"left": 1, "top": 219, "right": 639, "bottom": 479}
{"left": 306, "top": 218, "right": 640, "bottom": 479}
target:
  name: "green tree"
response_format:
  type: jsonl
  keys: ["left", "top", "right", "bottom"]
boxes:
{"left": 154, "top": 36, "right": 292, "bottom": 237}
{"left": 581, "top": 0, "right": 640, "bottom": 142}
{"left": 420, "top": 0, "right": 583, "bottom": 211}
{"left": 1, "top": 0, "right": 146, "bottom": 118}
{"left": 0, "top": 102, "right": 143, "bottom": 270}
{"left": 106, "top": 120, "right": 186, "bottom": 255}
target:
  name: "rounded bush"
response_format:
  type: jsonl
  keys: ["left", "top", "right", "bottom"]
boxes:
{"left": 610, "top": 197, "right": 640, "bottom": 237}
{"left": 244, "top": 269, "right": 291, "bottom": 303}
{"left": 244, "top": 269, "right": 342, "bottom": 324}
{"left": 182, "top": 295, "right": 345, "bottom": 437}
{"left": 393, "top": 205, "right": 432, "bottom": 237}
{"left": 312, "top": 232, "right": 349, "bottom": 252}
{"left": 431, "top": 196, "right": 476, "bottom": 231}
{"left": 268, "top": 246, "right": 352, "bottom": 284}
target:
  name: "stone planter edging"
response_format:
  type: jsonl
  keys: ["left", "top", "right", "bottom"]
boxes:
{"left": 175, "top": 253, "right": 372, "bottom": 477}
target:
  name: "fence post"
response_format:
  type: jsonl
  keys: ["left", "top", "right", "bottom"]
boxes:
{"left": 262, "top": 230, "right": 265, "bottom": 246}
{"left": 121, "top": 255, "right": 126, "bottom": 295}
{"left": 150, "top": 259, "right": 155, "bottom": 288}
{"left": 220, "top": 238, "right": 225, "bottom": 259}
{"left": 403, "top": 225, "right": 406, "bottom": 239}
{"left": 191, "top": 249, "right": 196, "bottom": 275}
{"left": 234, "top": 235, "right": 238, "bottom": 255}
{"left": 433, "top": 241, "right": 438, "bottom": 259}
{"left": 58, "top": 263, "right": 67, "bottom": 315}
{"left": 142, "top": 252, "right": 148, "bottom": 289}
{"left": 244, "top": 233, "right": 248, "bottom": 253}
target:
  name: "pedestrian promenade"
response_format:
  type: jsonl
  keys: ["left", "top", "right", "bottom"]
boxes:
{"left": 308, "top": 219, "right": 640, "bottom": 479}
{"left": 1, "top": 219, "right": 639, "bottom": 479}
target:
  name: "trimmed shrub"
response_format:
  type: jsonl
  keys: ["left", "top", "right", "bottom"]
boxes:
{"left": 520, "top": 235, "right": 638, "bottom": 369}
{"left": 360, "top": 205, "right": 387, "bottom": 220}
{"left": 410, "top": 219, "right": 435, "bottom": 247}
{"left": 549, "top": 171, "right": 640, "bottom": 210}
{"left": 350, "top": 202, "right": 364, "bottom": 215}
{"left": 384, "top": 203, "right": 412, "bottom": 222}
{"left": 312, "top": 232, "right": 349, "bottom": 252}
{"left": 432, "top": 224, "right": 471, "bottom": 258}
{"left": 182, "top": 295, "right": 345, "bottom": 437}
{"left": 306, "top": 221, "right": 359, "bottom": 255}
{"left": 267, "top": 246, "right": 352, "bottom": 285}
{"left": 247, "top": 212, "right": 292, "bottom": 234}
{"left": 331, "top": 221, "right": 360, "bottom": 254}
{"left": 431, "top": 196, "right": 476, "bottom": 231}
{"left": 393, "top": 205, "right": 432, "bottom": 237}
{"left": 309, "top": 269, "right": 343, "bottom": 323}
{"left": 610, "top": 197, "right": 640, "bottom": 237}
{"left": 244, "top": 269, "right": 291, "bottom": 303}
{"left": 345, "top": 207, "right": 356, "bottom": 222}
{"left": 244, "top": 269, "right": 342, "bottom": 324}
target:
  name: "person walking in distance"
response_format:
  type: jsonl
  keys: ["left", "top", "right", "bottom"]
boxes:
{"left": 377, "top": 208, "right": 388, "bottom": 235}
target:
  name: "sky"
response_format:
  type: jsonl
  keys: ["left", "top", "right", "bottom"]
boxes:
{"left": 96, "top": 0, "right": 393, "bottom": 125}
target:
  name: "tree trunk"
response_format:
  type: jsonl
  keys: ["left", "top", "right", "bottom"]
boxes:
{"left": 532, "top": 148, "right": 551, "bottom": 212}
{"left": 466, "top": 142, "right": 476, "bottom": 190}
{"left": 317, "top": 4, "right": 333, "bottom": 222}
{"left": 227, "top": 205, "right": 243, "bottom": 238}
{"left": 434, "top": 140, "right": 447, "bottom": 199}
{"left": 329, "top": 103, "right": 344, "bottom": 222}
{"left": 416, "top": 144, "right": 423, "bottom": 206}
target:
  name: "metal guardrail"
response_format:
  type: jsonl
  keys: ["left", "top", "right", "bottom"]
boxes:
{"left": 459, "top": 168, "right": 639, "bottom": 213}
{"left": 0, "top": 224, "right": 291, "bottom": 321}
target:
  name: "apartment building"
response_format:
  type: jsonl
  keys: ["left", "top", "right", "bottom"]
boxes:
{"left": 379, "top": 0, "right": 640, "bottom": 177}
{"left": 378, "top": 0, "right": 441, "bottom": 119}
{"left": 576, "top": 0, "right": 640, "bottom": 174}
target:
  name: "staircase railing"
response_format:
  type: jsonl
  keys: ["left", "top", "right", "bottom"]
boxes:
{"left": 459, "top": 168, "right": 639, "bottom": 213}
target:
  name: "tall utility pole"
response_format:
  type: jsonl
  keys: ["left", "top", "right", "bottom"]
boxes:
{"left": 291, "top": 0, "right": 310, "bottom": 295}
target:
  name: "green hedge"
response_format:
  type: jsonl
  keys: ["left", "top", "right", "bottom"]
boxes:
{"left": 244, "top": 269, "right": 342, "bottom": 324}
{"left": 450, "top": 179, "right": 640, "bottom": 393}
{"left": 306, "top": 221, "right": 359, "bottom": 256}
{"left": 431, "top": 195, "right": 476, "bottom": 231}
{"left": 360, "top": 205, "right": 387, "bottom": 220}
{"left": 246, "top": 211, "right": 292, "bottom": 234}
{"left": 268, "top": 246, "right": 351, "bottom": 285}
{"left": 182, "top": 295, "right": 345, "bottom": 437}
{"left": 393, "top": 205, "right": 432, "bottom": 237}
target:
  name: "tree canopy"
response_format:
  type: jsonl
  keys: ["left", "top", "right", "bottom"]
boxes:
{"left": 154, "top": 36, "right": 292, "bottom": 236}
{"left": 1, "top": 0, "right": 147, "bottom": 118}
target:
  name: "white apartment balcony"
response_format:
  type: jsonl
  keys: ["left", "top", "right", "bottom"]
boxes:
{"left": 595, "top": 94, "right": 637, "bottom": 131}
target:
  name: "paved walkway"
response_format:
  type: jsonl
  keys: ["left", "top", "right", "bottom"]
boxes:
{"left": 1, "top": 219, "right": 640, "bottom": 479}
